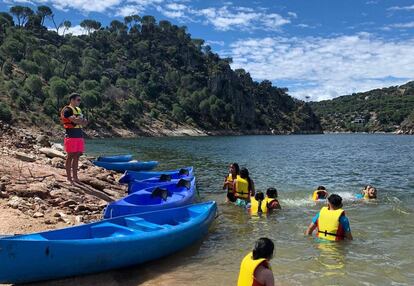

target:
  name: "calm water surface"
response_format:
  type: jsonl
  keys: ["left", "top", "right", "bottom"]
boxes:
{"left": 50, "top": 134, "right": 414, "bottom": 285}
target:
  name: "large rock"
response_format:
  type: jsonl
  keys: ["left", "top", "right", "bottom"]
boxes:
{"left": 51, "top": 157, "right": 65, "bottom": 169}
{"left": 14, "top": 151, "right": 36, "bottom": 162}
{"left": 36, "top": 135, "right": 51, "bottom": 147}
{"left": 39, "top": 148, "right": 65, "bottom": 159}
{"left": 7, "top": 196, "right": 26, "bottom": 209}
{"left": 10, "top": 182, "right": 50, "bottom": 199}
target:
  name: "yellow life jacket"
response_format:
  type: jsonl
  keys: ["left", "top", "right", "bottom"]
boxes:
{"left": 235, "top": 176, "right": 250, "bottom": 199}
{"left": 250, "top": 197, "right": 275, "bottom": 214}
{"left": 363, "top": 193, "right": 370, "bottom": 200}
{"left": 237, "top": 252, "right": 269, "bottom": 286}
{"left": 312, "top": 190, "right": 327, "bottom": 201}
{"left": 226, "top": 174, "right": 237, "bottom": 192}
{"left": 60, "top": 106, "right": 82, "bottom": 129}
{"left": 317, "top": 206, "right": 344, "bottom": 241}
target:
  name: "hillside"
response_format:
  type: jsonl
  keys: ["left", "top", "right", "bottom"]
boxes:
{"left": 0, "top": 6, "right": 322, "bottom": 137}
{"left": 310, "top": 81, "right": 414, "bottom": 134}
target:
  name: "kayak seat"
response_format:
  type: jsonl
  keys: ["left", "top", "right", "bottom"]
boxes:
{"left": 124, "top": 217, "right": 165, "bottom": 231}
{"left": 90, "top": 222, "right": 136, "bottom": 238}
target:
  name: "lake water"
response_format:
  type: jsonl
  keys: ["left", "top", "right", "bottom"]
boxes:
{"left": 56, "top": 134, "right": 414, "bottom": 285}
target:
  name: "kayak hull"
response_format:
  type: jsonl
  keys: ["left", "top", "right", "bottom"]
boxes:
{"left": 0, "top": 202, "right": 216, "bottom": 284}
{"left": 93, "top": 160, "right": 158, "bottom": 172}
{"left": 119, "top": 166, "right": 194, "bottom": 184}
{"left": 104, "top": 177, "right": 197, "bottom": 218}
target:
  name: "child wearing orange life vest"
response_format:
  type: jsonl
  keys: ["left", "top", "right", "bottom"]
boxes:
{"left": 305, "top": 194, "right": 353, "bottom": 241}
{"left": 237, "top": 238, "right": 275, "bottom": 286}
{"left": 223, "top": 163, "right": 240, "bottom": 203}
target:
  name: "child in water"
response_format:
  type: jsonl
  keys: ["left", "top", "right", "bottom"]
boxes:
{"left": 223, "top": 163, "right": 240, "bottom": 203}
{"left": 237, "top": 237, "right": 275, "bottom": 286}
{"left": 249, "top": 188, "right": 281, "bottom": 215}
{"left": 356, "top": 185, "right": 377, "bottom": 199}
{"left": 312, "top": 186, "right": 328, "bottom": 201}
{"left": 234, "top": 167, "right": 255, "bottom": 207}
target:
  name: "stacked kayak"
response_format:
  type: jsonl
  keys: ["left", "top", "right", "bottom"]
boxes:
{"left": 0, "top": 202, "right": 217, "bottom": 284}
{"left": 126, "top": 175, "right": 194, "bottom": 194}
{"left": 93, "top": 160, "right": 158, "bottom": 172}
{"left": 119, "top": 166, "right": 194, "bottom": 184}
{"left": 97, "top": 154, "right": 133, "bottom": 162}
{"left": 104, "top": 177, "right": 196, "bottom": 218}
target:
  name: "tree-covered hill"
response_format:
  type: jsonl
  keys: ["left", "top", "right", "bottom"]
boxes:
{"left": 309, "top": 81, "right": 414, "bottom": 134}
{"left": 0, "top": 5, "right": 322, "bottom": 137}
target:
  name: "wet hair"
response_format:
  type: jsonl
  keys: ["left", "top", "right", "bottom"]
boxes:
{"left": 240, "top": 167, "right": 253, "bottom": 192}
{"left": 231, "top": 163, "right": 240, "bottom": 175}
{"left": 327, "top": 194, "right": 342, "bottom": 208}
{"left": 252, "top": 237, "right": 274, "bottom": 260}
{"left": 266, "top": 188, "right": 277, "bottom": 198}
{"left": 255, "top": 191, "right": 265, "bottom": 201}
{"left": 69, "top": 93, "right": 80, "bottom": 101}
{"left": 254, "top": 191, "right": 265, "bottom": 213}
{"left": 317, "top": 186, "right": 326, "bottom": 190}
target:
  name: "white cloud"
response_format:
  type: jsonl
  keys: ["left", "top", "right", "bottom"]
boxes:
{"left": 195, "top": 6, "right": 290, "bottom": 31}
{"left": 205, "top": 40, "right": 225, "bottom": 46}
{"left": 115, "top": 5, "right": 144, "bottom": 17}
{"left": 387, "top": 4, "right": 414, "bottom": 11}
{"left": 287, "top": 11, "right": 297, "bottom": 18}
{"left": 226, "top": 33, "right": 414, "bottom": 101}
{"left": 5, "top": 0, "right": 163, "bottom": 14}
{"left": 47, "top": 24, "right": 86, "bottom": 35}
{"left": 49, "top": 0, "right": 122, "bottom": 13}
{"left": 388, "top": 22, "right": 414, "bottom": 29}
{"left": 62, "top": 24, "right": 86, "bottom": 35}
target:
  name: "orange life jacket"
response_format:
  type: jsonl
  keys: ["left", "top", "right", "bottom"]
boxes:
{"left": 60, "top": 105, "right": 82, "bottom": 129}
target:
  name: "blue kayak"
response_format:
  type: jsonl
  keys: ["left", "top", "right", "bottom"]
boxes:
{"left": 119, "top": 166, "right": 194, "bottom": 184}
{"left": 0, "top": 202, "right": 217, "bottom": 284}
{"left": 97, "top": 154, "right": 133, "bottom": 162}
{"left": 93, "top": 160, "right": 158, "bottom": 172}
{"left": 104, "top": 177, "right": 196, "bottom": 219}
{"left": 127, "top": 175, "right": 194, "bottom": 194}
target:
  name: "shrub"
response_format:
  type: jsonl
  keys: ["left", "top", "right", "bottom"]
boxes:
{"left": 0, "top": 102, "right": 12, "bottom": 122}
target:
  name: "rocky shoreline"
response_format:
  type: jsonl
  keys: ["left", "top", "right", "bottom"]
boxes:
{"left": 0, "top": 121, "right": 126, "bottom": 235}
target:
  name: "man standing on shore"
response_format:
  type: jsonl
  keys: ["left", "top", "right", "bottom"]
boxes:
{"left": 60, "top": 93, "right": 88, "bottom": 184}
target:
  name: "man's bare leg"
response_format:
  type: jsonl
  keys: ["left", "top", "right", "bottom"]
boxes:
{"left": 65, "top": 153, "right": 74, "bottom": 183}
{"left": 72, "top": 152, "right": 81, "bottom": 183}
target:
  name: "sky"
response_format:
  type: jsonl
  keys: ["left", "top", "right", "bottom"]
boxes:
{"left": 1, "top": 0, "right": 414, "bottom": 101}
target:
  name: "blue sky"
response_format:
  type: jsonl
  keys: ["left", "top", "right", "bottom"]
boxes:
{"left": 1, "top": 0, "right": 414, "bottom": 101}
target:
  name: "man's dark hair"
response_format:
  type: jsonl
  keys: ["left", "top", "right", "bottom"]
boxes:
{"left": 317, "top": 186, "right": 326, "bottom": 190}
{"left": 69, "top": 93, "right": 80, "bottom": 101}
{"left": 328, "top": 194, "right": 342, "bottom": 208}
{"left": 252, "top": 237, "right": 274, "bottom": 260}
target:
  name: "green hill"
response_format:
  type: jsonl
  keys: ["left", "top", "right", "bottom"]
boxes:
{"left": 0, "top": 6, "right": 322, "bottom": 137}
{"left": 309, "top": 81, "right": 414, "bottom": 134}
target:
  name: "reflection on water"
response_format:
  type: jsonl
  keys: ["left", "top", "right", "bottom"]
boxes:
{"left": 38, "top": 134, "right": 414, "bottom": 286}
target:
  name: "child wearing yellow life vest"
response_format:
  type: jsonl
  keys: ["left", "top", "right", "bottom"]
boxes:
{"left": 356, "top": 185, "right": 377, "bottom": 200}
{"left": 250, "top": 188, "right": 281, "bottom": 215}
{"left": 223, "top": 163, "right": 240, "bottom": 203}
{"left": 237, "top": 238, "right": 275, "bottom": 286}
{"left": 305, "top": 194, "right": 353, "bottom": 241}
{"left": 312, "top": 185, "right": 328, "bottom": 201}
{"left": 234, "top": 167, "right": 255, "bottom": 207}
